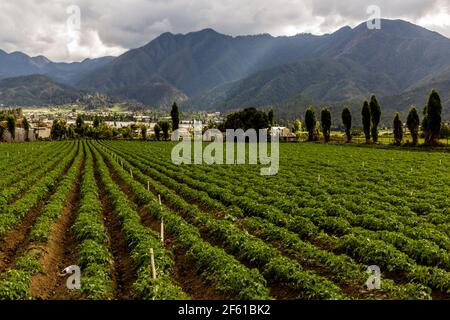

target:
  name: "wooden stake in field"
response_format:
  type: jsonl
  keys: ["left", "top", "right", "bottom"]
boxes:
{"left": 147, "top": 181, "right": 150, "bottom": 191}
{"left": 160, "top": 218, "right": 164, "bottom": 243}
{"left": 150, "top": 248, "right": 157, "bottom": 279}
{"left": 130, "top": 169, "right": 133, "bottom": 178}
{"left": 158, "top": 194, "right": 162, "bottom": 206}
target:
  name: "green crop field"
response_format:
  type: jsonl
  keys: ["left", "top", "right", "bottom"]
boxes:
{"left": 0, "top": 141, "right": 449, "bottom": 300}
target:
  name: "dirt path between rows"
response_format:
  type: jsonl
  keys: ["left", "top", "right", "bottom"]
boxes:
{"left": 0, "top": 148, "right": 78, "bottom": 276}
{"left": 98, "top": 145, "right": 226, "bottom": 300}
{"left": 31, "top": 157, "right": 85, "bottom": 300}
{"left": 92, "top": 150, "right": 136, "bottom": 300}
{"left": 99, "top": 146, "right": 300, "bottom": 299}
{"left": 0, "top": 201, "right": 46, "bottom": 273}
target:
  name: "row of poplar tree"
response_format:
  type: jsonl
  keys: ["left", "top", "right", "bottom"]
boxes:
{"left": 303, "top": 89, "right": 444, "bottom": 145}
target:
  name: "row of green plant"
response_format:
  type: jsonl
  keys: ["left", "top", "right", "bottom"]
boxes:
{"left": 182, "top": 164, "right": 450, "bottom": 293}
{"left": 0, "top": 142, "right": 56, "bottom": 186}
{"left": 0, "top": 252, "right": 42, "bottom": 300}
{"left": 0, "top": 143, "right": 67, "bottom": 189}
{"left": 102, "top": 141, "right": 449, "bottom": 296}
{"left": 0, "top": 142, "right": 72, "bottom": 206}
{"left": 29, "top": 143, "right": 83, "bottom": 242}
{"left": 92, "top": 142, "right": 271, "bottom": 300}
{"left": 149, "top": 151, "right": 450, "bottom": 293}
{"left": 138, "top": 143, "right": 449, "bottom": 257}
{"left": 147, "top": 139, "right": 448, "bottom": 223}
{"left": 240, "top": 217, "right": 434, "bottom": 299}
{"left": 0, "top": 141, "right": 51, "bottom": 160}
{"left": 96, "top": 142, "right": 348, "bottom": 300}
{"left": 101, "top": 141, "right": 436, "bottom": 299}
{"left": 90, "top": 143, "right": 188, "bottom": 300}
{"left": 0, "top": 143, "right": 82, "bottom": 300}
{"left": 71, "top": 143, "right": 114, "bottom": 300}
{"left": 0, "top": 142, "right": 78, "bottom": 236}
{"left": 171, "top": 151, "right": 447, "bottom": 232}
{"left": 194, "top": 156, "right": 450, "bottom": 254}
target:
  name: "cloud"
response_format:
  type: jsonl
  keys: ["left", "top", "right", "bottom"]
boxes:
{"left": 0, "top": 0, "right": 449, "bottom": 62}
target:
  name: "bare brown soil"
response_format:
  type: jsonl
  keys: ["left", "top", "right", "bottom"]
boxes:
{"left": 31, "top": 159, "right": 84, "bottom": 300}
{"left": 0, "top": 202, "right": 46, "bottom": 273}
{"left": 0, "top": 151, "right": 78, "bottom": 276}
{"left": 100, "top": 151, "right": 225, "bottom": 300}
{"left": 105, "top": 154, "right": 344, "bottom": 300}
{"left": 166, "top": 239, "right": 227, "bottom": 300}
{"left": 93, "top": 153, "right": 136, "bottom": 300}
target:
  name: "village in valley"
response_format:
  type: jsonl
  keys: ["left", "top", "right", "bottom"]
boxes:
{"left": 0, "top": 103, "right": 297, "bottom": 143}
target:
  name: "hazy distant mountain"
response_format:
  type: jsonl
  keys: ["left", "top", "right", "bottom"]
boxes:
{"left": 0, "top": 74, "right": 81, "bottom": 106}
{"left": 43, "top": 57, "right": 115, "bottom": 85}
{"left": 0, "top": 51, "right": 113, "bottom": 85}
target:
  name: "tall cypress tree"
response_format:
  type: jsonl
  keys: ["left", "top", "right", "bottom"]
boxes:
{"left": 320, "top": 108, "right": 332, "bottom": 143}
{"left": 369, "top": 95, "right": 381, "bottom": 143}
{"left": 421, "top": 105, "right": 429, "bottom": 142}
{"left": 170, "top": 102, "right": 180, "bottom": 131}
{"left": 22, "top": 116, "right": 30, "bottom": 142}
{"left": 154, "top": 123, "right": 161, "bottom": 141}
{"left": 305, "top": 107, "right": 316, "bottom": 142}
{"left": 76, "top": 114, "right": 85, "bottom": 137}
{"left": 393, "top": 113, "right": 403, "bottom": 145}
{"left": 140, "top": 125, "right": 147, "bottom": 141}
{"left": 362, "top": 101, "right": 371, "bottom": 143}
{"left": 341, "top": 107, "right": 352, "bottom": 143}
{"left": 6, "top": 114, "right": 16, "bottom": 141}
{"left": 160, "top": 121, "right": 171, "bottom": 141}
{"left": 406, "top": 106, "right": 420, "bottom": 145}
{"left": 268, "top": 108, "right": 274, "bottom": 128}
{"left": 425, "top": 89, "right": 442, "bottom": 145}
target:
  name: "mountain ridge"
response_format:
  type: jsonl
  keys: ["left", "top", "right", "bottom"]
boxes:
{"left": 1, "top": 19, "right": 450, "bottom": 117}
{"left": 0, "top": 74, "right": 81, "bottom": 106}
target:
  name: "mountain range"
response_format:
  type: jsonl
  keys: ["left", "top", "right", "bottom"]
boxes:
{"left": 1, "top": 19, "right": 450, "bottom": 123}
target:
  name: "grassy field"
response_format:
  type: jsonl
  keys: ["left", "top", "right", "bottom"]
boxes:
{"left": 0, "top": 141, "right": 449, "bottom": 300}
{"left": 328, "top": 131, "right": 450, "bottom": 145}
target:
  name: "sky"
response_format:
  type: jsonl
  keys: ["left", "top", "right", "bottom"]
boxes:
{"left": 0, "top": 0, "right": 449, "bottom": 62}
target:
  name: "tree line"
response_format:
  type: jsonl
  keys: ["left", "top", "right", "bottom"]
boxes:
{"left": 1, "top": 90, "right": 446, "bottom": 146}
{"left": 302, "top": 89, "right": 446, "bottom": 146}
{"left": 49, "top": 102, "right": 180, "bottom": 141}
